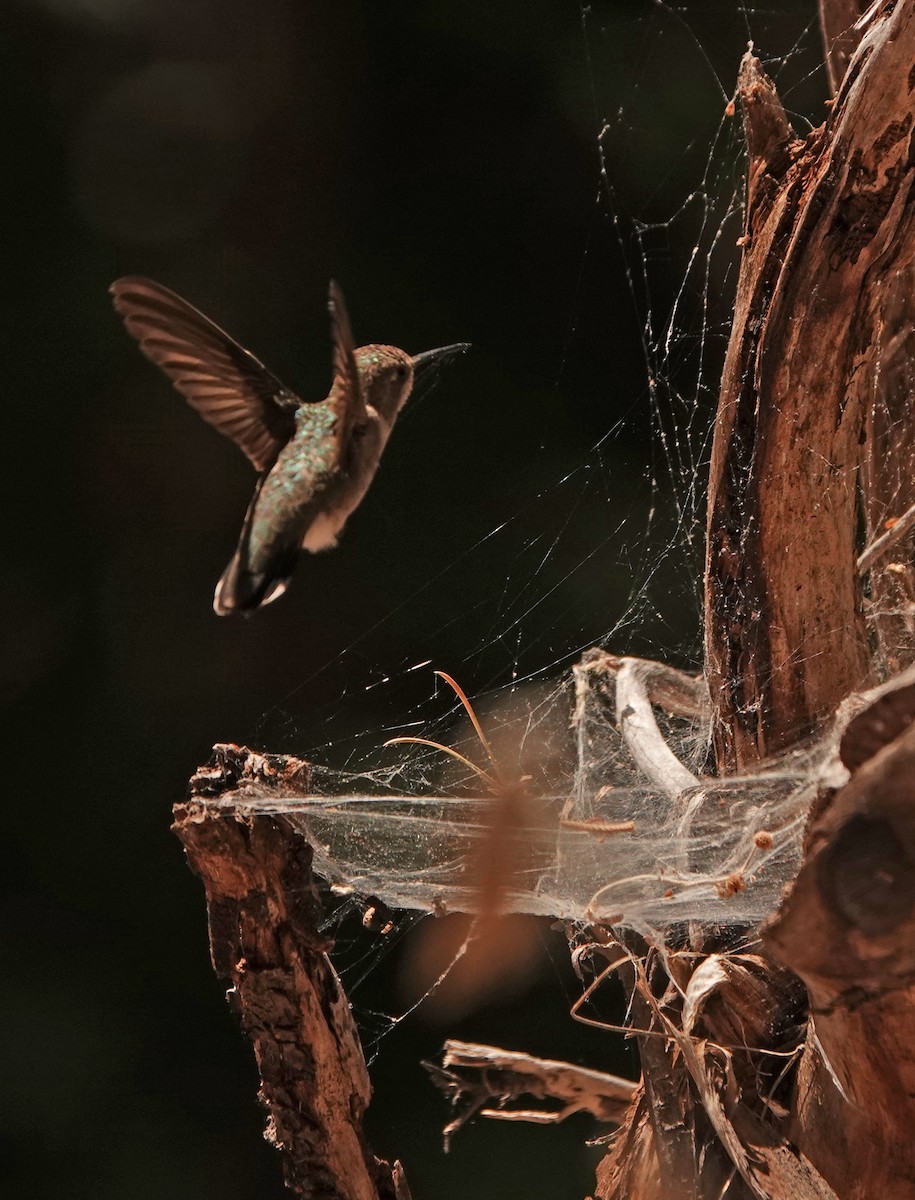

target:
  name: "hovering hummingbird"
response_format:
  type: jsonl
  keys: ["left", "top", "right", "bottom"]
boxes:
{"left": 110, "top": 277, "right": 468, "bottom": 615}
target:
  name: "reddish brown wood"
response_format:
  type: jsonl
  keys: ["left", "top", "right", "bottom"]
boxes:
{"left": 819, "top": 0, "right": 871, "bottom": 95}
{"left": 765, "top": 699, "right": 915, "bottom": 1198}
{"left": 595, "top": 946, "right": 816, "bottom": 1200}
{"left": 599, "top": 6, "right": 915, "bottom": 1195}
{"left": 860, "top": 259, "right": 915, "bottom": 673}
{"left": 173, "top": 10, "right": 915, "bottom": 1198}
{"left": 705, "top": 7, "right": 915, "bottom": 768}
{"left": 173, "top": 745, "right": 401, "bottom": 1200}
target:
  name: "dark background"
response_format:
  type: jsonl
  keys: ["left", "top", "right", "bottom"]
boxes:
{"left": 4, "top": 3, "right": 822, "bottom": 1197}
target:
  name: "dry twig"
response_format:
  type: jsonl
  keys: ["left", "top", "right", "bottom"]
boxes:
{"left": 426, "top": 1039, "right": 637, "bottom": 1149}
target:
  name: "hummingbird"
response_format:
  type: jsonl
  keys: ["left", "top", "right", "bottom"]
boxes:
{"left": 110, "top": 276, "right": 468, "bottom": 615}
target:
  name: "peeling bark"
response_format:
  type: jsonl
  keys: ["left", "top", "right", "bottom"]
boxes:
{"left": 765, "top": 690, "right": 915, "bottom": 1197}
{"left": 596, "top": 943, "right": 812, "bottom": 1200}
{"left": 706, "top": 4, "right": 915, "bottom": 769}
{"left": 860, "top": 259, "right": 915, "bottom": 672}
{"left": 601, "top": 4, "right": 915, "bottom": 1195}
{"left": 173, "top": 745, "right": 401, "bottom": 1200}
{"left": 174, "top": 7, "right": 915, "bottom": 1198}
{"left": 426, "top": 1040, "right": 636, "bottom": 1147}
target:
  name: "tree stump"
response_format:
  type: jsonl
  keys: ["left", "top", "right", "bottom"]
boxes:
{"left": 173, "top": 4, "right": 915, "bottom": 1197}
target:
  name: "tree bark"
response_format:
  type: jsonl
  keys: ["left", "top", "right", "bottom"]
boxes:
{"left": 173, "top": 6, "right": 915, "bottom": 1198}
{"left": 173, "top": 745, "right": 403, "bottom": 1200}
{"left": 819, "top": 0, "right": 870, "bottom": 94}
{"left": 705, "top": 3, "right": 915, "bottom": 769}
{"left": 764, "top": 678, "right": 915, "bottom": 1197}
{"left": 599, "top": 3, "right": 915, "bottom": 1196}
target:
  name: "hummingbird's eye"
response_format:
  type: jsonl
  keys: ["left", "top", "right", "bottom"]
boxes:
{"left": 396, "top": 363, "right": 409, "bottom": 380}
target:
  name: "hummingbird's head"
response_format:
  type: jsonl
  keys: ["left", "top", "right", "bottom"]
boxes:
{"left": 355, "top": 344, "right": 415, "bottom": 423}
{"left": 356, "top": 340, "right": 470, "bottom": 423}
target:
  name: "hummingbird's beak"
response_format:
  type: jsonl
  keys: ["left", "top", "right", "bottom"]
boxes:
{"left": 410, "top": 342, "right": 471, "bottom": 377}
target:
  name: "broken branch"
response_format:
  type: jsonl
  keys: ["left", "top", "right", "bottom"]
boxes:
{"left": 173, "top": 745, "right": 400, "bottom": 1200}
{"left": 426, "top": 1039, "right": 637, "bottom": 1149}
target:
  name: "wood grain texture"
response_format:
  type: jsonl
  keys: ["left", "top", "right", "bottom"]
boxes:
{"left": 173, "top": 744, "right": 400, "bottom": 1200}
{"left": 706, "top": 5, "right": 915, "bottom": 768}
{"left": 819, "top": 0, "right": 871, "bottom": 95}
{"left": 765, "top": 691, "right": 915, "bottom": 1197}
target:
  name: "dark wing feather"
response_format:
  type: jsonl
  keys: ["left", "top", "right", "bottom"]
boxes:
{"left": 110, "top": 276, "right": 300, "bottom": 471}
{"left": 327, "top": 280, "right": 367, "bottom": 454}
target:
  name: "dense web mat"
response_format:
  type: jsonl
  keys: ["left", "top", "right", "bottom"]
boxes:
{"left": 238, "top": 654, "right": 842, "bottom": 932}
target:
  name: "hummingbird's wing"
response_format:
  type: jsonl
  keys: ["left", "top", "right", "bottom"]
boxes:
{"left": 110, "top": 276, "right": 300, "bottom": 472}
{"left": 327, "top": 281, "right": 368, "bottom": 455}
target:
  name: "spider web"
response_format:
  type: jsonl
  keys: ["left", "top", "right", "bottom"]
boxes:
{"left": 237, "top": 6, "right": 885, "bottom": 975}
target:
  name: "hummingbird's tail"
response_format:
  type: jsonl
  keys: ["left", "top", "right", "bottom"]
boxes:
{"left": 213, "top": 549, "right": 298, "bottom": 615}
{"left": 212, "top": 478, "right": 299, "bottom": 615}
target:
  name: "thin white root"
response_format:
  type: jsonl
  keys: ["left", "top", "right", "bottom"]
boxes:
{"left": 615, "top": 657, "right": 701, "bottom": 801}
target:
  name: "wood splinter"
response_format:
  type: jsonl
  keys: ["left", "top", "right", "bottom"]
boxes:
{"left": 425, "top": 1040, "right": 637, "bottom": 1150}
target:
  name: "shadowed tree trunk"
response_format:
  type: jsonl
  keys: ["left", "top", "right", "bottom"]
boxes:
{"left": 598, "top": 3, "right": 915, "bottom": 1196}
{"left": 705, "top": 9, "right": 915, "bottom": 770}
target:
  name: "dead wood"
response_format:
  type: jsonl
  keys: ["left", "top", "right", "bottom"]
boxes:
{"left": 706, "top": 5, "right": 915, "bottom": 769}
{"left": 860, "top": 258, "right": 915, "bottom": 673}
{"left": 172, "top": 8, "right": 915, "bottom": 1199}
{"left": 425, "top": 1040, "right": 636, "bottom": 1147}
{"left": 600, "top": 6, "right": 915, "bottom": 1195}
{"left": 819, "top": 0, "right": 872, "bottom": 95}
{"left": 765, "top": 685, "right": 915, "bottom": 1196}
{"left": 577, "top": 650, "right": 711, "bottom": 720}
{"left": 703, "top": 14, "right": 915, "bottom": 1194}
{"left": 596, "top": 944, "right": 814, "bottom": 1200}
{"left": 173, "top": 744, "right": 402, "bottom": 1200}
{"left": 614, "top": 657, "right": 701, "bottom": 800}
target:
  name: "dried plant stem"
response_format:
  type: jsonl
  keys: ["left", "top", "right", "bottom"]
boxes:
{"left": 426, "top": 1040, "right": 637, "bottom": 1148}
{"left": 614, "top": 657, "right": 701, "bottom": 801}
{"left": 857, "top": 497, "right": 915, "bottom": 573}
